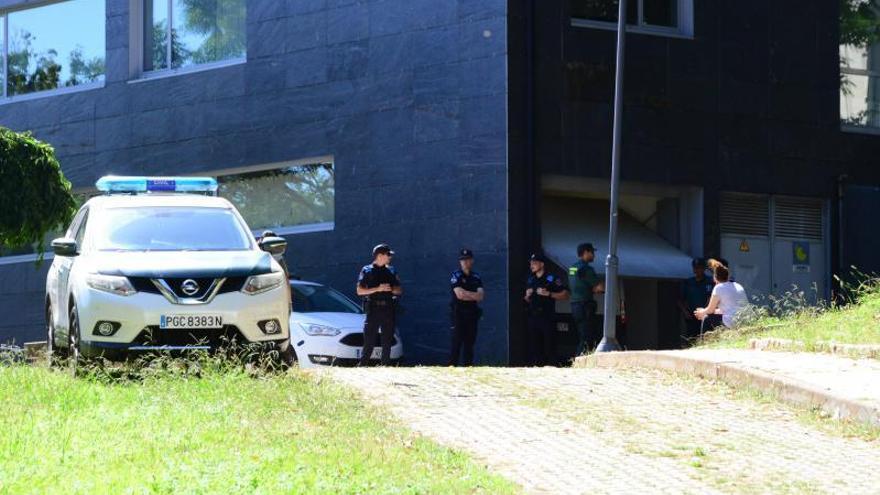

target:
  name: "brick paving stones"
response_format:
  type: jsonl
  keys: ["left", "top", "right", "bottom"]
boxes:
{"left": 326, "top": 366, "right": 880, "bottom": 495}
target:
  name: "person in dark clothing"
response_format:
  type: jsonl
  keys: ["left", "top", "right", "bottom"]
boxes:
{"left": 678, "top": 258, "right": 714, "bottom": 343}
{"left": 568, "top": 243, "right": 605, "bottom": 355}
{"left": 448, "top": 249, "right": 484, "bottom": 366}
{"left": 356, "top": 244, "right": 403, "bottom": 366}
{"left": 524, "top": 253, "right": 568, "bottom": 366}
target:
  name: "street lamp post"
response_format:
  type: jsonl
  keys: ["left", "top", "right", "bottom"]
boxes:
{"left": 596, "top": 0, "right": 628, "bottom": 353}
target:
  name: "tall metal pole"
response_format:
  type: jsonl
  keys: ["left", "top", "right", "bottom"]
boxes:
{"left": 596, "top": 0, "right": 628, "bottom": 352}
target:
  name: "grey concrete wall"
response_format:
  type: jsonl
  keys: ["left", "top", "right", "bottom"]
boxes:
{"left": 0, "top": 0, "right": 510, "bottom": 364}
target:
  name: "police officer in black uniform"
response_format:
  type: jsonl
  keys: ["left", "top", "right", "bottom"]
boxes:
{"left": 524, "top": 253, "right": 568, "bottom": 366}
{"left": 356, "top": 244, "right": 403, "bottom": 366}
{"left": 449, "top": 249, "right": 484, "bottom": 366}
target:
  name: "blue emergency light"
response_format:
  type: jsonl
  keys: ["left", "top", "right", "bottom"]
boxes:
{"left": 95, "top": 176, "right": 219, "bottom": 195}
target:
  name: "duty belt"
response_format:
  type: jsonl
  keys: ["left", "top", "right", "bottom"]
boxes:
{"left": 370, "top": 300, "right": 392, "bottom": 307}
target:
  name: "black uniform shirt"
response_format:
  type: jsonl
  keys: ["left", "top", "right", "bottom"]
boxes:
{"left": 450, "top": 269, "right": 483, "bottom": 309}
{"left": 526, "top": 272, "right": 565, "bottom": 316}
{"left": 358, "top": 263, "right": 401, "bottom": 302}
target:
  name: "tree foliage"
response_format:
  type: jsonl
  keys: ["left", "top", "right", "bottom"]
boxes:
{"left": 0, "top": 127, "right": 76, "bottom": 254}
{"left": 219, "top": 163, "right": 335, "bottom": 231}
{"left": 149, "top": 20, "right": 193, "bottom": 70}
{"left": 839, "top": 0, "right": 880, "bottom": 116}
{"left": 841, "top": 0, "right": 880, "bottom": 47}
{"left": 179, "top": 0, "right": 246, "bottom": 65}
{"left": 6, "top": 30, "right": 104, "bottom": 96}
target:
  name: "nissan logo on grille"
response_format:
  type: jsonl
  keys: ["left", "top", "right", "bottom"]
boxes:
{"left": 180, "top": 279, "right": 200, "bottom": 296}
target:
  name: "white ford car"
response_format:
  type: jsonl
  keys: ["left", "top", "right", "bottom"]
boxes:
{"left": 289, "top": 280, "right": 403, "bottom": 367}
{"left": 45, "top": 176, "right": 292, "bottom": 361}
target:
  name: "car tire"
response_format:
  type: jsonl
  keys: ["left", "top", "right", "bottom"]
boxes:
{"left": 279, "top": 345, "right": 296, "bottom": 368}
{"left": 46, "top": 302, "right": 64, "bottom": 363}
{"left": 68, "top": 302, "right": 84, "bottom": 370}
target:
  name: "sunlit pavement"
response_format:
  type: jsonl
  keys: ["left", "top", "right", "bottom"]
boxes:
{"left": 326, "top": 366, "right": 880, "bottom": 495}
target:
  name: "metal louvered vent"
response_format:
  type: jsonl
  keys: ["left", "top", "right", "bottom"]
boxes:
{"left": 720, "top": 193, "right": 770, "bottom": 237}
{"left": 774, "top": 197, "right": 823, "bottom": 241}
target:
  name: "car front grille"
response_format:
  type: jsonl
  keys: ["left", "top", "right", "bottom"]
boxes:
{"left": 339, "top": 332, "right": 398, "bottom": 347}
{"left": 128, "top": 276, "right": 247, "bottom": 297}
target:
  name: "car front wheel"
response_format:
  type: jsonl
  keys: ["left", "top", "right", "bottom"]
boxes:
{"left": 68, "top": 303, "right": 83, "bottom": 367}
{"left": 279, "top": 344, "right": 296, "bottom": 367}
{"left": 46, "top": 302, "right": 64, "bottom": 362}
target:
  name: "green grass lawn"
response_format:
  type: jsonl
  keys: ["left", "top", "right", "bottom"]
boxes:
{"left": 0, "top": 363, "right": 517, "bottom": 494}
{"left": 698, "top": 282, "right": 880, "bottom": 353}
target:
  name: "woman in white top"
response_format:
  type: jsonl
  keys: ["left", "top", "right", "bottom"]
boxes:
{"left": 694, "top": 259, "right": 748, "bottom": 332}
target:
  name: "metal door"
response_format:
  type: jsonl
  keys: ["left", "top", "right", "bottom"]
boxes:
{"left": 720, "top": 193, "right": 828, "bottom": 305}
{"left": 720, "top": 193, "right": 772, "bottom": 302}
{"left": 771, "top": 197, "right": 826, "bottom": 303}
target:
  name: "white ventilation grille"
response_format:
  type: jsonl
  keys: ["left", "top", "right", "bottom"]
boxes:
{"left": 774, "top": 197, "right": 824, "bottom": 241}
{"left": 720, "top": 193, "right": 770, "bottom": 237}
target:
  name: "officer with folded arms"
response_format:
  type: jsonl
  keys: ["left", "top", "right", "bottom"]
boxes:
{"left": 356, "top": 244, "right": 403, "bottom": 366}
{"left": 449, "top": 248, "right": 484, "bottom": 366}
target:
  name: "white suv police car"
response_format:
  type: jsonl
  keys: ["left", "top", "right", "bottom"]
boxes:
{"left": 45, "top": 176, "right": 292, "bottom": 361}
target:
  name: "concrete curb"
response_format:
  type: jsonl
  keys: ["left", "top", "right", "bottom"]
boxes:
{"left": 574, "top": 351, "right": 880, "bottom": 427}
{"left": 749, "top": 337, "right": 880, "bottom": 359}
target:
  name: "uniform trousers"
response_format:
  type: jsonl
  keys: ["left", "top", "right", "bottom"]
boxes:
{"left": 571, "top": 301, "right": 599, "bottom": 355}
{"left": 449, "top": 308, "right": 479, "bottom": 366}
{"left": 528, "top": 315, "right": 556, "bottom": 366}
{"left": 360, "top": 306, "right": 395, "bottom": 366}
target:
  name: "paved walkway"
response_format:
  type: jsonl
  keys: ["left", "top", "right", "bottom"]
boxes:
{"left": 671, "top": 349, "right": 880, "bottom": 411}
{"left": 327, "top": 366, "right": 880, "bottom": 495}
{"left": 579, "top": 349, "right": 880, "bottom": 425}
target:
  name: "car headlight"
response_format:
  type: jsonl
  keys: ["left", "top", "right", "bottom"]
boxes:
{"left": 241, "top": 272, "right": 285, "bottom": 295}
{"left": 86, "top": 274, "right": 136, "bottom": 296}
{"left": 301, "top": 324, "right": 341, "bottom": 337}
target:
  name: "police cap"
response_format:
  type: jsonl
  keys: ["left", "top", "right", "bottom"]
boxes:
{"left": 529, "top": 253, "right": 546, "bottom": 263}
{"left": 372, "top": 244, "right": 395, "bottom": 257}
{"left": 577, "top": 243, "right": 596, "bottom": 256}
{"left": 459, "top": 248, "right": 474, "bottom": 260}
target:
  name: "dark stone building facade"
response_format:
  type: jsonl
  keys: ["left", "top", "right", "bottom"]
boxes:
{"left": 0, "top": 0, "right": 510, "bottom": 364}
{"left": 1, "top": 0, "right": 878, "bottom": 364}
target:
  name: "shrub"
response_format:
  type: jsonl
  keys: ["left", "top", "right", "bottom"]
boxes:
{"left": 0, "top": 126, "right": 76, "bottom": 256}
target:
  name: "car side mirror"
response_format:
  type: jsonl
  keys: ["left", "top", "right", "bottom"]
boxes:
{"left": 51, "top": 237, "right": 78, "bottom": 257}
{"left": 259, "top": 236, "right": 287, "bottom": 258}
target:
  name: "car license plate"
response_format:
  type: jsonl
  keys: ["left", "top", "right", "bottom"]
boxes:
{"left": 355, "top": 348, "right": 383, "bottom": 359}
{"left": 160, "top": 315, "right": 223, "bottom": 329}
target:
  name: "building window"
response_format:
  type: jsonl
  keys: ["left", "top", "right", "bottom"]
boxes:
{"left": 570, "top": 0, "right": 693, "bottom": 37}
{"left": 0, "top": 0, "right": 105, "bottom": 99}
{"left": 840, "top": 1, "right": 880, "bottom": 130}
{"left": 0, "top": 191, "right": 94, "bottom": 262}
{"left": 217, "top": 160, "right": 335, "bottom": 235}
{"left": 144, "top": 0, "right": 246, "bottom": 73}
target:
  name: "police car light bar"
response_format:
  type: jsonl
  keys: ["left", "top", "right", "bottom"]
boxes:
{"left": 95, "top": 176, "right": 219, "bottom": 195}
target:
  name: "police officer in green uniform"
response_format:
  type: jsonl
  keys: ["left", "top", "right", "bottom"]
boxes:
{"left": 568, "top": 243, "right": 604, "bottom": 354}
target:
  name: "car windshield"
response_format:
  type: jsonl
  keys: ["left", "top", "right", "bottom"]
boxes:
{"left": 292, "top": 284, "right": 362, "bottom": 314}
{"left": 93, "top": 207, "right": 253, "bottom": 252}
